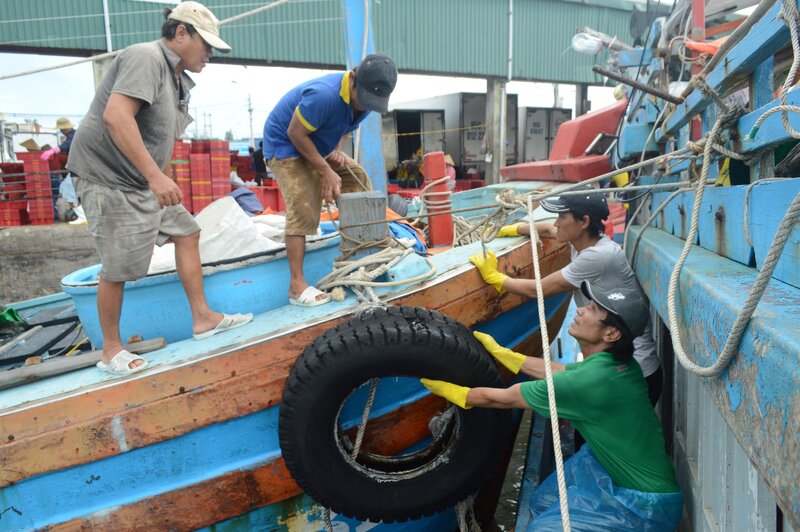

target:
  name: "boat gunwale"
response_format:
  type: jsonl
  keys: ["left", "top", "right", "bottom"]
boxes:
{"left": 0, "top": 240, "right": 571, "bottom": 489}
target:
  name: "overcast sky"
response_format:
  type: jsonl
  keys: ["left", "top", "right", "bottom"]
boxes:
{"left": 0, "top": 51, "right": 615, "bottom": 148}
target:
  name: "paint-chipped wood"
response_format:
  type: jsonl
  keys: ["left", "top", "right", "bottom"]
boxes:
{"left": 0, "top": 240, "right": 569, "bottom": 488}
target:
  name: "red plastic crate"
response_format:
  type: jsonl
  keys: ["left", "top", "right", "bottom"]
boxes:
{"left": 0, "top": 201, "right": 28, "bottom": 226}
{"left": 251, "top": 185, "right": 285, "bottom": 212}
{"left": 171, "top": 141, "right": 193, "bottom": 213}
{"left": 190, "top": 153, "right": 212, "bottom": 213}
{"left": 1, "top": 164, "right": 27, "bottom": 200}
{"left": 209, "top": 140, "right": 231, "bottom": 200}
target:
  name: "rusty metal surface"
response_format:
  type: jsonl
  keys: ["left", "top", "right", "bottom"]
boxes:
{"left": 630, "top": 225, "right": 800, "bottom": 529}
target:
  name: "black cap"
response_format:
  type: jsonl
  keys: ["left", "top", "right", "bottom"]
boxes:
{"left": 540, "top": 184, "right": 609, "bottom": 222}
{"left": 355, "top": 53, "right": 398, "bottom": 114}
{"left": 580, "top": 281, "right": 648, "bottom": 337}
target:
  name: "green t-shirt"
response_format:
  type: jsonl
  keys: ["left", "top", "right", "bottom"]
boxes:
{"left": 520, "top": 352, "right": 679, "bottom": 493}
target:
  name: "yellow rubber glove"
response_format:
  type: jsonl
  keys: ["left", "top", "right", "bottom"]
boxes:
{"left": 473, "top": 331, "right": 526, "bottom": 374}
{"left": 469, "top": 250, "right": 509, "bottom": 294}
{"left": 497, "top": 224, "right": 521, "bottom": 237}
{"left": 420, "top": 378, "right": 473, "bottom": 409}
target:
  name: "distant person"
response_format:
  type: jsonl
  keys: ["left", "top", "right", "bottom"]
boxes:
{"left": 422, "top": 281, "right": 683, "bottom": 531}
{"left": 41, "top": 117, "right": 76, "bottom": 162}
{"left": 444, "top": 153, "right": 457, "bottom": 190}
{"left": 67, "top": 1, "right": 251, "bottom": 375}
{"left": 252, "top": 140, "right": 268, "bottom": 185}
{"left": 41, "top": 117, "right": 79, "bottom": 219}
{"left": 262, "top": 52, "right": 397, "bottom": 306}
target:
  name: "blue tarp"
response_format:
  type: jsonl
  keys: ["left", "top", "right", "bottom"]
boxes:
{"left": 229, "top": 188, "right": 263, "bottom": 216}
{"left": 527, "top": 444, "right": 683, "bottom": 531}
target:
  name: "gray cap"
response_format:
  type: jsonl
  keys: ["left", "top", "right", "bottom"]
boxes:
{"left": 540, "top": 184, "right": 609, "bottom": 222}
{"left": 355, "top": 53, "right": 398, "bottom": 114}
{"left": 580, "top": 281, "right": 648, "bottom": 337}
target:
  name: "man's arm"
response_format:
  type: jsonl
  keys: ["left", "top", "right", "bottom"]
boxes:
{"left": 325, "top": 134, "right": 350, "bottom": 169}
{"left": 519, "top": 357, "right": 566, "bottom": 379}
{"left": 513, "top": 221, "right": 557, "bottom": 239}
{"left": 473, "top": 330, "right": 566, "bottom": 378}
{"left": 502, "top": 269, "right": 576, "bottom": 299}
{"left": 287, "top": 113, "right": 341, "bottom": 202}
{"left": 103, "top": 93, "right": 181, "bottom": 207}
{"left": 466, "top": 383, "right": 530, "bottom": 409}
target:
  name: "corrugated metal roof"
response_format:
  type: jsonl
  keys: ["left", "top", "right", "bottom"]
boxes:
{"left": 0, "top": 0, "right": 107, "bottom": 53}
{"left": 0, "top": 0, "right": 634, "bottom": 84}
{"left": 513, "top": 0, "right": 633, "bottom": 83}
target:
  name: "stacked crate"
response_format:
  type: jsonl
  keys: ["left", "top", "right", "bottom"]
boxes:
{"left": 16, "top": 152, "right": 54, "bottom": 225}
{"left": 0, "top": 162, "right": 28, "bottom": 227}
{"left": 232, "top": 153, "right": 255, "bottom": 182}
{"left": 171, "top": 141, "right": 192, "bottom": 213}
{"left": 189, "top": 153, "right": 212, "bottom": 213}
{"left": 190, "top": 140, "right": 211, "bottom": 154}
{"left": 209, "top": 140, "right": 231, "bottom": 199}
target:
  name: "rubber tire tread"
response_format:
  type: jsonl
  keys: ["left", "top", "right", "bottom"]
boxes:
{"left": 279, "top": 306, "right": 513, "bottom": 522}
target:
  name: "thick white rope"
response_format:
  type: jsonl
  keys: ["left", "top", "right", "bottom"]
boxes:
{"left": 660, "top": 0, "right": 800, "bottom": 377}
{"left": 525, "top": 195, "right": 571, "bottom": 531}
{"left": 666, "top": 110, "right": 800, "bottom": 377}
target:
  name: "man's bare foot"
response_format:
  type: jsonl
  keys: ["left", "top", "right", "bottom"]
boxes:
{"left": 192, "top": 311, "right": 225, "bottom": 336}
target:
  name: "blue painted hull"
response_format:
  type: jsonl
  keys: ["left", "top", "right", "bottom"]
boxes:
{"left": 1, "top": 183, "right": 572, "bottom": 531}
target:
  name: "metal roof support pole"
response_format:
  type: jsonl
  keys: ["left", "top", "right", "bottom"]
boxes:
{"left": 575, "top": 83, "right": 589, "bottom": 116}
{"left": 690, "top": 0, "right": 705, "bottom": 141}
{"left": 342, "top": 0, "right": 387, "bottom": 194}
{"left": 485, "top": 77, "right": 506, "bottom": 185}
{"left": 101, "top": 0, "right": 113, "bottom": 53}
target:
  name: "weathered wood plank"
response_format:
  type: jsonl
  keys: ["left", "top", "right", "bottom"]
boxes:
{"left": 0, "top": 241, "right": 569, "bottom": 488}
{"left": 43, "top": 397, "right": 448, "bottom": 531}
{"left": 0, "top": 338, "right": 166, "bottom": 392}
{"left": 630, "top": 225, "right": 800, "bottom": 528}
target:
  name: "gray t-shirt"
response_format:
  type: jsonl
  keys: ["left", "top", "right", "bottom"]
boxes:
{"left": 561, "top": 236, "right": 660, "bottom": 377}
{"left": 67, "top": 40, "right": 194, "bottom": 191}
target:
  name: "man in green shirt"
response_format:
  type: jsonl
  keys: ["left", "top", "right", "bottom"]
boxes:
{"left": 422, "top": 281, "right": 682, "bottom": 530}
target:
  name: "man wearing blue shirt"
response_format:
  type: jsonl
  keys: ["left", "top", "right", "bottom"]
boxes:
{"left": 263, "top": 53, "right": 397, "bottom": 306}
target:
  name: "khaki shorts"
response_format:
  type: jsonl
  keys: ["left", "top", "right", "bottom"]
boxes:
{"left": 270, "top": 156, "right": 371, "bottom": 236}
{"left": 75, "top": 177, "right": 200, "bottom": 282}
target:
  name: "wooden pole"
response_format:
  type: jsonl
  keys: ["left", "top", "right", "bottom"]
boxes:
{"left": 0, "top": 337, "right": 166, "bottom": 391}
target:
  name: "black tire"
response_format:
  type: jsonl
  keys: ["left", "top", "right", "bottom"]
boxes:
{"left": 279, "top": 306, "right": 513, "bottom": 522}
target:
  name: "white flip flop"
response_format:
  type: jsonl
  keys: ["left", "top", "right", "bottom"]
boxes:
{"left": 289, "top": 286, "right": 331, "bottom": 307}
{"left": 193, "top": 312, "right": 254, "bottom": 340}
{"left": 96, "top": 349, "right": 149, "bottom": 376}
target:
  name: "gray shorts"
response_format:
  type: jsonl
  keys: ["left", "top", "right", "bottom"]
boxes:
{"left": 75, "top": 177, "right": 200, "bottom": 282}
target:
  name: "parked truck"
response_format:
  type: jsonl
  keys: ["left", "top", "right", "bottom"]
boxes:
{"left": 388, "top": 92, "right": 519, "bottom": 176}
{"left": 518, "top": 107, "right": 572, "bottom": 162}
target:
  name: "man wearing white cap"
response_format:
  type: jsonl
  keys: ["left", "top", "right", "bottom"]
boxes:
{"left": 67, "top": 2, "right": 251, "bottom": 376}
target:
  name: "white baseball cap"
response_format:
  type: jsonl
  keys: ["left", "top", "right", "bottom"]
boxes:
{"left": 169, "top": 1, "right": 231, "bottom": 53}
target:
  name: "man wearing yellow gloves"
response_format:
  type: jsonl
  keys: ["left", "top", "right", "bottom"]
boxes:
{"left": 469, "top": 184, "right": 663, "bottom": 406}
{"left": 422, "top": 281, "right": 683, "bottom": 531}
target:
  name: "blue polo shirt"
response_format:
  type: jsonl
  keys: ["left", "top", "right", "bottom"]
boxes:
{"left": 263, "top": 72, "right": 370, "bottom": 160}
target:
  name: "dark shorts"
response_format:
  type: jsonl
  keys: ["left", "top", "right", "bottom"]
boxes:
{"left": 76, "top": 177, "right": 200, "bottom": 282}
